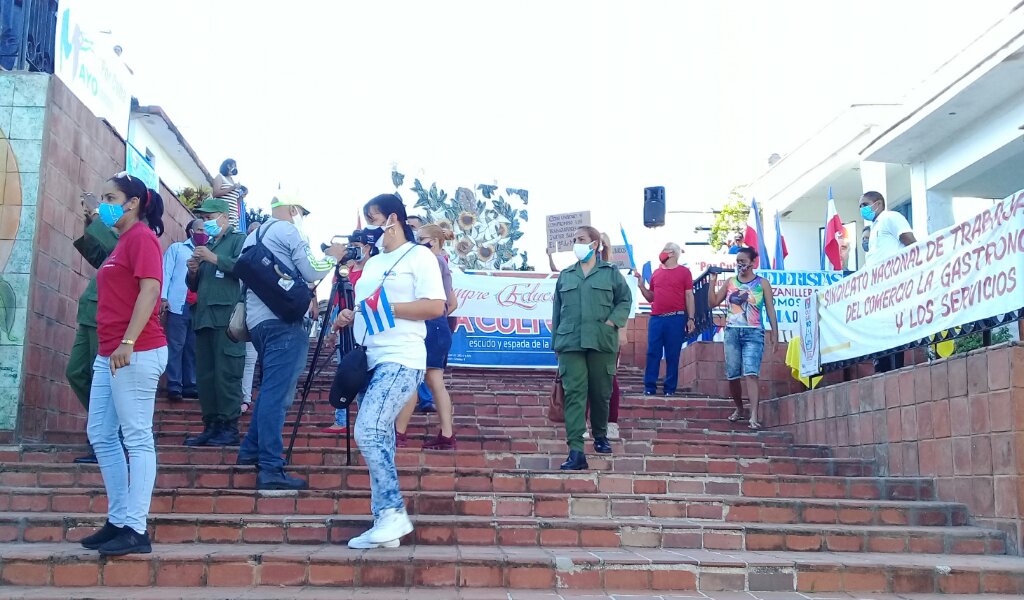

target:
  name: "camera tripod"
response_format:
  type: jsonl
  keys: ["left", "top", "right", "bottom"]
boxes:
{"left": 286, "top": 267, "right": 356, "bottom": 466}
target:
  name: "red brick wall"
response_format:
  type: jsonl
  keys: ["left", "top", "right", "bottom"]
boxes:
{"left": 18, "top": 76, "right": 194, "bottom": 442}
{"left": 759, "top": 343, "right": 1024, "bottom": 554}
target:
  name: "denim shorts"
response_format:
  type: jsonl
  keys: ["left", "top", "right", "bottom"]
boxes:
{"left": 425, "top": 317, "right": 453, "bottom": 370}
{"left": 724, "top": 327, "right": 765, "bottom": 380}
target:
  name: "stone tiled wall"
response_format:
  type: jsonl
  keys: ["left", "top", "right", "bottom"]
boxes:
{"left": 15, "top": 75, "right": 194, "bottom": 441}
{"left": 0, "top": 73, "right": 49, "bottom": 436}
{"left": 759, "top": 342, "right": 1024, "bottom": 554}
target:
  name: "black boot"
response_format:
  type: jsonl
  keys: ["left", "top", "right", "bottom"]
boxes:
{"left": 593, "top": 437, "right": 612, "bottom": 454}
{"left": 257, "top": 469, "right": 308, "bottom": 490}
{"left": 184, "top": 418, "right": 216, "bottom": 447}
{"left": 207, "top": 419, "right": 240, "bottom": 446}
{"left": 560, "top": 450, "right": 589, "bottom": 471}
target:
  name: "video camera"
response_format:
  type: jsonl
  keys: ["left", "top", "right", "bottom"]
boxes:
{"left": 320, "top": 227, "right": 384, "bottom": 263}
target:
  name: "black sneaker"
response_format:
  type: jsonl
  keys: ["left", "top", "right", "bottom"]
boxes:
{"left": 98, "top": 527, "right": 152, "bottom": 556}
{"left": 81, "top": 521, "right": 125, "bottom": 550}
{"left": 167, "top": 392, "right": 183, "bottom": 402}
{"left": 235, "top": 454, "right": 258, "bottom": 467}
{"left": 257, "top": 469, "right": 308, "bottom": 491}
{"left": 73, "top": 453, "right": 98, "bottom": 464}
{"left": 182, "top": 390, "right": 199, "bottom": 399}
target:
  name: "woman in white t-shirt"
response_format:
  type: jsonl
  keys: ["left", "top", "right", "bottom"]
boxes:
{"left": 332, "top": 194, "right": 446, "bottom": 550}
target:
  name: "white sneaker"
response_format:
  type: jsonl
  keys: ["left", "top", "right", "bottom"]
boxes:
{"left": 583, "top": 430, "right": 591, "bottom": 439}
{"left": 348, "top": 527, "right": 401, "bottom": 549}
{"left": 366, "top": 508, "right": 413, "bottom": 545}
{"left": 607, "top": 423, "right": 620, "bottom": 439}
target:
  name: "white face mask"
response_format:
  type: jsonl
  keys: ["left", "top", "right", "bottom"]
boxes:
{"left": 573, "top": 242, "right": 595, "bottom": 262}
{"left": 291, "top": 209, "right": 304, "bottom": 231}
{"left": 373, "top": 217, "right": 394, "bottom": 251}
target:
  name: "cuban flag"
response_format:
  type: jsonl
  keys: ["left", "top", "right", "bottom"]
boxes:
{"left": 360, "top": 287, "right": 395, "bottom": 335}
{"left": 823, "top": 186, "right": 845, "bottom": 270}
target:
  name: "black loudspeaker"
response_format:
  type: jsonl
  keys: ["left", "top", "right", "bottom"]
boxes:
{"left": 644, "top": 186, "right": 665, "bottom": 228}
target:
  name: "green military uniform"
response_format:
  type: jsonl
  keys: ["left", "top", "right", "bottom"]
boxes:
{"left": 66, "top": 218, "right": 120, "bottom": 409}
{"left": 187, "top": 224, "right": 247, "bottom": 428}
{"left": 551, "top": 258, "right": 632, "bottom": 452}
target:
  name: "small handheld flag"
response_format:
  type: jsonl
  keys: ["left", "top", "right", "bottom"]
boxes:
{"left": 619, "top": 223, "right": 637, "bottom": 270}
{"left": 360, "top": 287, "right": 396, "bottom": 335}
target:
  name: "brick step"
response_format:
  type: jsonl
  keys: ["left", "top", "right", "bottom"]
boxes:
{"left": 2, "top": 543, "right": 1023, "bottom": 592}
{"left": 0, "top": 486, "right": 971, "bottom": 526}
{"left": 0, "top": 463, "right": 931, "bottom": 500}
{"left": 1, "top": 448, "right": 873, "bottom": 477}
{"left": 0, "top": 512, "right": 1005, "bottom": 554}
{"left": 139, "top": 427, "right": 824, "bottom": 459}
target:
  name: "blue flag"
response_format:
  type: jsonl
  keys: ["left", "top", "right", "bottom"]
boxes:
{"left": 641, "top": 261, "right": 653, "bottom": 285}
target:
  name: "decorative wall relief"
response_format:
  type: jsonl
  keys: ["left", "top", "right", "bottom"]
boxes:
{"left": 393, "top": 168, "right": 531, "bottom": 271}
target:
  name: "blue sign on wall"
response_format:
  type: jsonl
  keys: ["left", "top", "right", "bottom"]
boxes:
{"left": 126, "top": 142, "right": 159, "bottom": 192}
{"left": 449, "top": 317, "right": 556, "bottom": 369}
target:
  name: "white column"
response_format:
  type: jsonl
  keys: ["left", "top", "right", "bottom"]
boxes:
{"left": 859, "top": 160, "right": 888, "bottom": 199}
{"left": 910, "top": 162, "right": 955, "bottom": 235}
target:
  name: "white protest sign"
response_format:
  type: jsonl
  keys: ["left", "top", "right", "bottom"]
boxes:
{"left": 799, "top": 293, "right": 821, "bottom": 378}
{"left": 546, "top": 211, "right": 591, "bottom": 252}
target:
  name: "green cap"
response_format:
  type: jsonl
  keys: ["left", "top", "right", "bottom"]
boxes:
{"left": 194, "top": 197, "right": 230, "bottom": 214}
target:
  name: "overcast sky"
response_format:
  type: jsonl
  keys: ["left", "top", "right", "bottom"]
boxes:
{"left": 86, "top": 0, "right": 1018, "bottom": 269}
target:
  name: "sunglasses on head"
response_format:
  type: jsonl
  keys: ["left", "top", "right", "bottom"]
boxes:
{"left": 113, "top": 171, "right": 134, "bottom": 182}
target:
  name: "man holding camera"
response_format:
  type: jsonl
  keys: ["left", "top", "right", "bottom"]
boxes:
{"left": 235, "top": 195, "right": 346, "bottom": 490}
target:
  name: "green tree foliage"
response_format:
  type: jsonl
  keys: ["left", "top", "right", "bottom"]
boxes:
{"left": 709, "top": 192, "right": 750, "bottom": 249}
{"left": 177, "top": 186, "right": 211, "bottom": 210}
{"left": 953, "top": 326, "right": 1012, "bottom": 355}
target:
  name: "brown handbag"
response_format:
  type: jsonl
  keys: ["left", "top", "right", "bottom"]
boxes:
{"left": 548, "top": 376, "right": 565, "bottom": 423}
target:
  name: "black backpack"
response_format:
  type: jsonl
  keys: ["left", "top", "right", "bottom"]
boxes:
{"left": 233, "top": 221, "right": 314, "bottom": 323}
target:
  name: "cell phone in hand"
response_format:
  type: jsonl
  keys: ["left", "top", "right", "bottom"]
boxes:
{"left": 81, "top": 192, "right": 98, "bottom": 210}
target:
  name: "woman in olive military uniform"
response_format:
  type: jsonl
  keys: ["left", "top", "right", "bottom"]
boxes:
{"left": 184, "top": 198, "right": 247, "bottom": 446}
{"left": 551, "top": 226, "right": 632, "bottom": 470}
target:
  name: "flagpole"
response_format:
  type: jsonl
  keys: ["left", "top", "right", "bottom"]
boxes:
{"left": 821, "top": 186, "right": 831, "bottom": 270}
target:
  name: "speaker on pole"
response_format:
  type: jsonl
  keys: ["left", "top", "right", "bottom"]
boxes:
{"left": 644, "top": 186, "right": 665, "bottom": 228}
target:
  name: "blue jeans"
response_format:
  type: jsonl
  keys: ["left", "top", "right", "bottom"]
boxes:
{"left": 724, "top": 327, "right": 765, "bottom": 380}
{"left": 87, "top": 347, "right": 168, "bottom": 534}
{"left": 238, "top": 320, "right": 310, "bottom": 472}
{"left": 644, "top": 313, "right": 686, "bottom": 394}
{"left": 354, "top": 363, "right": 423, "bottom": 517}
{"left": 164, "top": 307, "right": 196, "bottom": 395}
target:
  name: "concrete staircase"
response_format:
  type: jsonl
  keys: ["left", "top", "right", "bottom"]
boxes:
{"left": 1, "top": 358, "right": 1024, "bottom": 598}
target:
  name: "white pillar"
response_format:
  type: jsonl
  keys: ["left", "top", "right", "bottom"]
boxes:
{"left": 909, "top": 162, "right": 955, "bottom": 235}
{"left": 859, "top": 160, "right": 888, "bottom": 199}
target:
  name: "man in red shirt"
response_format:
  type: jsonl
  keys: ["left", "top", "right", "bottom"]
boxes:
{"left": 636, "top": 243, "right": 695, "bottom": 396}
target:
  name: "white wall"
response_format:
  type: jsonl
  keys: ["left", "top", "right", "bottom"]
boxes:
{"left": 127, "top": 121, "right": 197, "bottom": 194}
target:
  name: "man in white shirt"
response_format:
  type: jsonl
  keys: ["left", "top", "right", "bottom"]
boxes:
{"left": 860, "top": 191, "right": 916, "bottom": 265}
{"left": 860, "top": 191, "right": 917, "bottom": 372}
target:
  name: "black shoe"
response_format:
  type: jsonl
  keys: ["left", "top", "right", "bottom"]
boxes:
{"left": 167, "top": 392, "right": 183, "bottom": 402}
{"left": 416, "top": 402, "right": 437, "bottom": 414}
{"left": 236, "top": 454, "right": 258, "bottom": 467}
{"left": 206, "top": 420, "right": 240, "bottom": 447}
{"left": 184, "top": 420, "right": 216, "bottom": 447}
{"left": 593, "top": 437, "right": 612, "bottom": 454}
{"left": 98, "top": 528, "right": 152, "bottom": 556}
{"left": 73, "top": 453, "right": 98, "bottom": 464}
{"left": 560, "top": 450, "right": 589, "bottom": 471}
{"left": 183, "top": 390, "right": 199, "bottom": 399}
{"left": 81, "top": 521, "right": 125, "bottom": 550}
{"left": 257, "top": 469, "right": 308, "bottom": 490}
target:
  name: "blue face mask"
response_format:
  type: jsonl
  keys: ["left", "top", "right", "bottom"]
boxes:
{"left": 860, "top": 204, "right": 876, "bottom": 222}
{"left": 98, "top": 203, "right": 124, "bottom": 228}
{"left": 203, "top": 218, "right": 223, "bottom": 237}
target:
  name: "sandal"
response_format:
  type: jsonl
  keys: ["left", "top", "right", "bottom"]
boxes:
{"left": 728, "top": 409, "right": 747, "bottom": 423}
{"left": 240, "top": 401, "right": 252, "bottom": 414}
{"left": 748, "top": 420, "right": 762, "bottom": 431}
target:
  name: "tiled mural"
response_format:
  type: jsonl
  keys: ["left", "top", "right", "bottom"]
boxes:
{"left": 0, "top": 73, "right": 46, "bottom": 430}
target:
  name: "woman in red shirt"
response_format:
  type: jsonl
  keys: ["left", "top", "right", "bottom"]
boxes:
{"left": 81, "top": 173, "right": 168, "bottom": 557}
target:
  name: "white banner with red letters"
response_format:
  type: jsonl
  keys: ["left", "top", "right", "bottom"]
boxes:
{"left": 817, "top": 189, "right": 1024, "bottom": 364}
{"left": 449, "top": 270, "right": 639, "bottom": 320}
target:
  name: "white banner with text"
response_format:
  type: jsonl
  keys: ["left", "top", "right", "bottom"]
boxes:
{"left": 818, "top": 190, "right": 1024, "bottom": 364}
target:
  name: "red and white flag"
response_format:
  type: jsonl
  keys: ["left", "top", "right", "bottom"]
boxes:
{"left": 823, "top": 189, "right": 845, "bottom": 270}
{"left": 743, "top": 199, "right": 768, "bottom": 268}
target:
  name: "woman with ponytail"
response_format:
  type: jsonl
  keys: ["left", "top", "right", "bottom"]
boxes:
{"left": 81, "top": 173, "right": 167, "bottom": 556}
{"left": 332, "top": 193, "right": 446, "bottom": 549}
